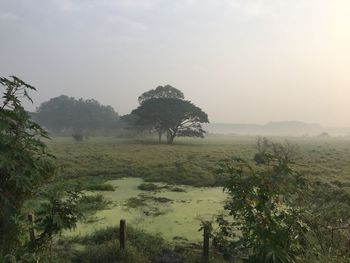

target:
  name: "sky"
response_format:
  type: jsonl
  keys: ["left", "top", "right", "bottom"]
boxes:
{"left": 1, "top": 0, "right": 349, "bottom": 127}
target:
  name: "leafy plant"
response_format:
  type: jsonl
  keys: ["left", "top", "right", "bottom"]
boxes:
{"left": 32, "top": 190, "right": 84, "bottom": 253}
{"left": 0, "top": 76, "right": 85, "bottom": 260}
{"left": 0, "top": 76, "right": 55, "bottom": 252}
{"left": 214, "top": 150, "right": 309, "bottom": 262}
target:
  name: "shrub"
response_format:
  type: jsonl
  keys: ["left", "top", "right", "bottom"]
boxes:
{"left": 214, "top": 151, "right": 309, "bottom": 262}
{"left": 85, "top": 183, "right": 115, "bottom": 191}
{"left": 72, "top": 133, "right": 83, "bottom": 142}
{"left": 79, "top": 194, "right": 112, "bottom": 214}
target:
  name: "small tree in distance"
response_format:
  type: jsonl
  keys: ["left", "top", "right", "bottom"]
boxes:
{"left": 72, "top": 133, "right": 84, "bottom": 143}
{"left": 254, "top": 137, "right": 299, "bottom": 165}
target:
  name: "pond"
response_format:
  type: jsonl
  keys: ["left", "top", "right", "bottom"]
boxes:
{"left": 65, "top": 178, "right": 227, "bottom": 242}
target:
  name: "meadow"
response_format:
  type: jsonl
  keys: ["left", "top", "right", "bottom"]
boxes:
{"left": 49, "top": 135, "right": 350, "bottom": 188}
{"left": 44, "top": 135, "right": 350, "bottom": 262}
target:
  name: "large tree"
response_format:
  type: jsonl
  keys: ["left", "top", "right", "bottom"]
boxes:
{"left": 138, "top": 85, "right": 184, "bottom": 104}
{"left": 34, "top": 95, "right": 120, "bottom": 134}
{"left": 131, "top": 98, "right": 209, "bottom": 144}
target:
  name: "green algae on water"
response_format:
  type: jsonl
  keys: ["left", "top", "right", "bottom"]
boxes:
{"left": 65, "top": 178, "right": 226, "bottom": 242}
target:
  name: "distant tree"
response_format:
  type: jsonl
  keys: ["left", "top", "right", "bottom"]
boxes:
{"left": 317, "top": 132, "right": 330, "bottom": 138}
{"left": 138, "top": 85, "right": 184, "bottom": 105}
{"left": 72, "top": 133, "right": 83, "bottom": 143}
{"left": 34, "top": 95, "right": 120, "bottom": 134}
{"left": 254, "top": 137, "right": 299, "bottom": 165}
{"left": 131, "top": 98, "right": 209, "bottom": 144}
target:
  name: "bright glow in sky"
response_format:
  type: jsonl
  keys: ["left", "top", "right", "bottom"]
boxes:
{"left": 1, "top": 0, "right": 349, "bottom": 126}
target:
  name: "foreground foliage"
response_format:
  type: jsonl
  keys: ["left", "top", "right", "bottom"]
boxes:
{"left": 214, "top": 152, "right": 308, "bottom": 262}
{"left": 0, "top": 77, "right": 84, "bottom": 261}
{"left": 0, "top": 76, "right": 56, "bottom": 252}
{"left": 213, "top": 138, "right": 350, "bottom": 262}
{"left": 55, "top": 226, "right": 226, "bottom": 263}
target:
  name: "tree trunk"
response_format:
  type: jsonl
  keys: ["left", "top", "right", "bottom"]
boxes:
{"left": 166, "top": 130, "right": 170, "bottom": 142}
{"left": 167, "top": 131, "right": 175, "bottom": 144}
{"left": 158, "top": 130, "right": 162, "bottom": 143}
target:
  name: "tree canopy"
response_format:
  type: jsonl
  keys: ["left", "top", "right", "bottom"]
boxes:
{"left": 132, "top": 97, "right": 209, "bottom": 144}
{"left": 34, "top": 95, "right": 120, "bottom": 134}
{"left": 138, "top": 85, "right": 184, "bottom": 104}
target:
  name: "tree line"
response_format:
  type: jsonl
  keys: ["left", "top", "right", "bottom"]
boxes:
{"left": 33, "top": 85, "right": 209, "bottom": 144}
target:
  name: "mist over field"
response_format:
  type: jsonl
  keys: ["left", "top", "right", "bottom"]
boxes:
{"left": 2, "top": 1, "right": 350, "bottom": 263}
{"left": 204, "top": 122, "right": 350, "bottom": 136}
{"left": 1, "top": 0, "right": 350, "bottom": 127}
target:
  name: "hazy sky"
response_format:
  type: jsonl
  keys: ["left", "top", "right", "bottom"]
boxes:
{"left": 1, "top": 0, "right": 349, "bottom": 126}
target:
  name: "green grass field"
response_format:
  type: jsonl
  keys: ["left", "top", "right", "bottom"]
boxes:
{"left": 43, "top": 135, "right": 350, "bottom": 262}
{"left": 49, "top": 135, "right": 350, "bottom": 189}
{"left": 49, "top": 135, "right": 350, "bottom": 237}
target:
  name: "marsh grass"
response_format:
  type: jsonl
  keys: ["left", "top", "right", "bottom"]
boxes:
{"left": 85, "top": 183, "right": 115, "bottom": 191}
{"left": 126, "top": 194, "right": 172, "bottom": 208}
{"left": 48, "top": 136, "right": 350, "bottom": 189}
{"left": 57, "top": 226, "right": 227, "bottom": 263}
{"left": 62, "top": 226, "right": 167, "bottom": 263}
{"left": 79, "top": 194, "right": 113, "bottom": 214}
{"left": 137, "top": 183, "right": 161, "bottom": 191}
{"left": 138, "top": 182, "right": 186, "bottom": 192}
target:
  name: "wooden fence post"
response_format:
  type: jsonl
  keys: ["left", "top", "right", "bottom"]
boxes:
{"left": 120, "top": 219, "right": 126, "bottom": 250}
{"left": 202, "top": 224, "right": 210, "bottom": 262}
{"left": 348, "top": 223, "right": 350, "bottom": 254}
{"left": 331, "top": 227, "right": 334, "bottom": 247}
{"left": 28, "top": 213, "right": 36, "bottom": 242}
